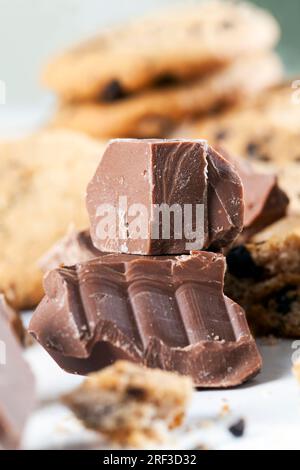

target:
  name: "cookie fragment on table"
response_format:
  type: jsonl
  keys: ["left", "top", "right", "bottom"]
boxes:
{"left": 63, "top": 360, "right": 193, "bottom": 445}
{"left": 225, "top": 216, "right": 300, "bottom": 337}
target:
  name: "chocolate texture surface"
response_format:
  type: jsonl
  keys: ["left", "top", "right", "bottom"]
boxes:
{"left": 0, "top": 294, "right": 24, "bottom": 344}
{"left": 219, "top": 149, "right": 289, "bottom": 242}
{"left": 86, "top": 139, "right": 244, "bottom": 255}
{"left": 29, "top": 251, "right": 261, "bottom": 387}
{"left": 0, "top": 302, "right": 35, "bottom": 449}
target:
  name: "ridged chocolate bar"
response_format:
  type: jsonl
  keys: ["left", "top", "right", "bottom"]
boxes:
{"left": 30, "top": 251, "right": 261, "bottom": 387}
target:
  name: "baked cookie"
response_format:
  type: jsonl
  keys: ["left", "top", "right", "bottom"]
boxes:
{"left": 50, "top": 54, "right": 282, "bottom": 138}
{"left": 43, "top": 1, "right": 280, "bottom": 102}
{"left": 188, "top": 81, "right": 300, "bottom": 212}
{"left": 225, "top": 216, "right": 300, "bottom": 337}
{"left": 63, "top": 360, "right": 193, "bottom": 446}
{"left": 0, "top": 130, "right": 104, "bottom": 310}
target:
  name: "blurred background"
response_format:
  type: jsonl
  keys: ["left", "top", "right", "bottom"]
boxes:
{"left": 0, "top": 0, "right": 299, "bottom": 107}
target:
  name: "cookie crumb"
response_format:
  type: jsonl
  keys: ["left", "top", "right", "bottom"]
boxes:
{"left": 63, "top": 361, "right": 193, "bottom": 446}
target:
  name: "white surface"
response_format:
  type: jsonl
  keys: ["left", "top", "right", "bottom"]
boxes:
{"left": 21, "top": 339, "right": 300, "bottom": 450}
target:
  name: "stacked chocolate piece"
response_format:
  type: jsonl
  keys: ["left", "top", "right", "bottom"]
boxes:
{"left": 30, "top": 139, "right": 264, "bottom": 388}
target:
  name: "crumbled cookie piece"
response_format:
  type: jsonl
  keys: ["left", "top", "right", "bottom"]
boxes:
{"left": 63, "top": 361, "right": 193, "bottom": 446}
{"left": 225, "top": 216, "right": 300, "bottom": 337}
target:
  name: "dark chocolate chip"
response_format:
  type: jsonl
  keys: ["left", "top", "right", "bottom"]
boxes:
{"left": 273, "top": 285, "right": 297, "bottom": 316}
{"left": 126, "top": 387, "right": 147, "bottom": 400}
{"left": 226, "top": 246, "right": 264, "bottom": 279}
{"left": 246, "top": 142, "right": 260, "bottom": 157}
{"left": 294, "top": 156, "right": 300, "bottom": 163}
{"left": 154, "top": 74, "right": 180, "bottom": 88}
{"left": 101, "top": 80, "right": 126, "bottom": 102}
{"left": 229, "top": 419, "right": 245, "bottom": 438}
{"left": 215, "top": 129, "right": 228, "bottom": 141}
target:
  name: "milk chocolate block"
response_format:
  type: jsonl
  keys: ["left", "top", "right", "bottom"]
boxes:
{"left": 219, "top": 149, "right": 289, "bottom": 243}
{"left": 39, "top": 228, "right": 101, "bottom": 273}
{"left": 29, "top": 252, "right": 261, "bottom": 387}
{"left": 0, "top": 304, "right": 35, "bottom": 449}
{"left": 86, "top": 139, "right": 244, "bottom": 255}
{"left": 0, "top": 294, "right": 24, "bottom": 344}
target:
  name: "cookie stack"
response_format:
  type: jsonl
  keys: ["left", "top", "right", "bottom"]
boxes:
{"left": 43, "top": 1, "right": 282, "bottom": 139}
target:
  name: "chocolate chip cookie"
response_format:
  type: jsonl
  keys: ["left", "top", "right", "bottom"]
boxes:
{"left": 189, "top": 81, "right": 300, "bottom": 213}
{"left": 43, "top": 1, "right": 280, "bottom": 101}
{"left": 225, "top": 216, "right": 300, "bottom": 337}
{"left": 50, "top": 54, "right": 282, "bottom": 138}
{"left": 0, "top": 130, "right": 104, "bottom": 309}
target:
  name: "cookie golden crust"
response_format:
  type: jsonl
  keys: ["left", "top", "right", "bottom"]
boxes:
{"left": 188, "top": 81, "right": 300, "bottom": 213}
{"left": 43, "top": 1, "right": 280, "bottom": 101}
{"left": 50, "top": 54, "right": 282, "bottom": 139}
{"left": 63, "top": 361, "right": 193, "bottom": 446}
{"left": 0, "top": 130, "right": 105, "bottom": 310}
{"left": 225, "top": 216, "right": 300, "bottom": 337}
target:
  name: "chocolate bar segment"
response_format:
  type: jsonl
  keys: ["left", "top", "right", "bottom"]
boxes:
{"left": 0, "top": 301, "right": 35, "bottom": 449}
{"left": 0, "top": 294, "right": 24, "bottom": 344}
{"left": 86, "top": 139, "right": 244, "bottom": 255}
{"left": 39, "top": 227, "right": 101, "bottom": 273}
{"left": 218, "top": 149, "right": 289, "bottom": 242}
{"left": 29, "top": 252, "right": 261, "bottom": 387}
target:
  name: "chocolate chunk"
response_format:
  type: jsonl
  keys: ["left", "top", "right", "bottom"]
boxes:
{"left": 0, "top": 303, "right": 35, "bottom": 449}
{"left": 29, "top": 251, "right": 262, "bottom": 388}
{"left": 227, "top": 245, "right": 264, "bottom": 280}
{"left": 86, "top": 139, "right": 244, "bottom": 255}
{"left": 228, "top": 418, "right": 245, "bottom": 437}
{"left": 101, "top": 80, "right": 125, "bottom": 102}
{"left": 39, "top": 227, "right": 101, "bottom": 273}
{"left": 0, "top": 294, "right": 24, "bottom": 344}
{"left": 217, "top": 148, "right": 289, "bottom": 242}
